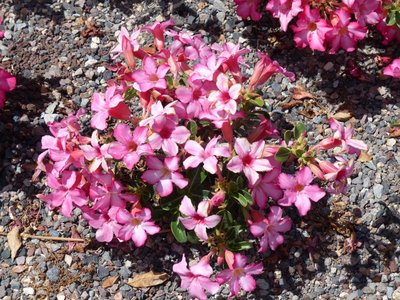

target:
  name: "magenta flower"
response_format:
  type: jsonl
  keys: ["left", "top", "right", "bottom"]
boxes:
{"left": 116, "top": 207, "right": 160, "bottom": 247}
{"left": 250, "top": 168, "right": 283, "bottom": 209}
{"left": 91, "top": 85, "right": 131, "bottom": 130}
{"left": 173, "top": 255, "right": 220, "bottom": 300}
{"left": 234, "top": 0, "right": 262, "bottom": 21}
{"left": 179, "top": 196, "right": 221, "bottom": 241}
{"left": 319, "top": 157, "right": 354, "bottom": 194}
{"left": 250, "top": 206, "right": 292, "bottom": 252}
{"left": 131, "top": 56, "right": 170, "bottom": 92}
{"left": 326, "top": 9, "right": 367, "bottom": 53}
{"left": 342, "top": 0, "right": 381, "bottom": 26}
{"left": 183, "top": 136, "right": 230, "bottom": 174}
{"left": 38, "top": 170, "right": 88, "bottom": 217}
{"left": 266, "top": 0, "right": 303, "bottom": 32}
{"left": 290, "top": 5, "right": 332, "bottom": 52}
{"left": 141, "top": 156, "right": 188, "bottom": 197}
{"left": 190, "top": 53, "right": 224, "bottom": 82}
{"left": 108, "top": 124, "right": 153, "bottom": 170}
{"left": 175, "top": 80, "right": 208, "bottom": 119}
{"left": 208, "top": 73, "right": 241, "bottom": 115}
{"left": 216, "top": 253, "right": 263, "bottom": 296}
{"left": 148, "top": 116, "right": 190, "bottom": 156}
{"left": 278, "top": 167, "right": 326, "bottom": 216}
{"left": 227, "top": 138, "right": 273, "bottom": 186}
{"left": 0, "top": 68, "right": 16, "bottom": 109}
{"left": 143, "top": 19, "right": 175, "bottom": 50}
{"left": 376, "top": 21, "right": 400, "bottom": 46}
{"left": 248, "top": 53, "right": 295, "bottom": 91}
{"left": 328, "top": 117, "right": 368, "bottom": 155}
{"left": 383, "top": 58, "right": 400, "bottom": 79}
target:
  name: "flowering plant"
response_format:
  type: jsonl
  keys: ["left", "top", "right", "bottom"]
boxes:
{"left": 35, "top": 20, "right": 367, "bottom": 298}
{"left": 234, "top": 0, "right": 400, "bottom": 79}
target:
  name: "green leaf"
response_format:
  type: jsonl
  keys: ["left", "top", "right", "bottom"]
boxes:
{"left": 227, "top": 241, "right": 253, "bottom": 251}
{"left": 249, "top": 97, "right": 264, "bottom": 107}
{"left": 284, "top": 130, "right": 292, "bottom": 145}
{"left": 294, "top": 149, "right": 305, "bottom": 158}
{"left": 166, "top": 75, "right": 174, "bottom": 89}
{"left": 275, "top": 147, "right": 291, "bottom": 162}
{"left": 294, "top": 123, "right": 306, "bottom": 140}
{"left": 234, "top": 190, "right": 253, "bottom": 207}
{"left": 188, "top": 120, "right": 197, "bottom": 137}
{"left": 170, "top": 219, "right": 187, "bottom": 243}
{"left": 186, "top": 231, "right": 199, "bottom": 244}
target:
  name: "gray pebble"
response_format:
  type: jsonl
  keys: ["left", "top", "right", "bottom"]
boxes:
{"left": 46, "top": 266, "right": 61, "bottom": 283}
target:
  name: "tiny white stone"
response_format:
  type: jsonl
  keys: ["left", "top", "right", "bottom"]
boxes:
{"left": 64, "top": 254, "right": 73, "bottom": 266}
{"left": 23, "top": 287, "right": 35, "bottom": 295}
{"left": 387, "top": 138, "right": 396, "bottom": 147}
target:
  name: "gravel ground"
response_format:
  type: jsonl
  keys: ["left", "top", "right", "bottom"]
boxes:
{"left": 0, "top": 0, "right": 399, "bottom": 299}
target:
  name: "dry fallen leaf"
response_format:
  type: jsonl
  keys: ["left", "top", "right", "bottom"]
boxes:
{"left": 333, "top": 111, "right": 352, "bottom": 122}
{"left": 281, "top": 99, "right": 303, "bottom": 110}
{"left": 292, "top": 86, "right": 316, "bottom": 100}
{"left": 102, "top": 276, "right": 119, "bottom": 289}
{"left": 389, "top": 127, "right": 400, "bottom": 138}
{"left": 127, "top": 271, "right": 169, "bottom": 288}
{"left": 358, "top": 151, "right": 372, "bottom": 162}
{"left": 7, "top": 226, "right": 22, "bottom": 261}
{"left": 12, "top": 265, "right": 28, "bottom": 274}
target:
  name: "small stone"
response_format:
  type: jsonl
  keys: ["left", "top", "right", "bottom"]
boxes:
{"left": 373, "top": 184, "right": 383, "bottom": 199}
{"left": 57, "top": 293, "right": 66, "bottom": 300}
{"left": 324, "top": 62, "right": 334, "bottom": 71}
{"left": 64, "top": 254, "right": 73, "bottom": 266}
{"left": 393, "top": 287, "right": 400, "bottom": 300}
{"left": 46, "top": 266, "right": 61, "bottom": 283}
{"left": 23, "top": 287, "right": 35, "bottom": 295}
{"left": 387, "top": 287, "right": 394, "bottom": 299}
{"left": 387, "top": 138, "right": 396, "bottom": 147}
{"left": 256, "top": 278, "right": 270, "bottom": 290}
{"left": 73, "top": 68, "right": 83, "bottom": 76}
{"left": 85, "top": 58, "right": 98, "bottom": 67}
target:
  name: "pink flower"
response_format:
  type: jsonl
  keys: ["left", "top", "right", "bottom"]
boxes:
{"left": 183, "top": 136, "right": 230, "bottom": 174}
{"left": 383, "top": 58, "right": 400, "bottom": 79}
{"left": 0, "top": 68, "right": 16, "bottom": 109}
{"left": 250, "top": 168, "right": 283, "bottom": 209}
{"left": 80, "top": 131, "right": 112, "bottom": 173}
{"left": 208, "top": 73, "right": 242, "bottom": 115}
{"left": 190, "top": 53, "right": 224, "bottom": 82}
{"left": 216, "top": 253, "right": 263, "bottom": 296}
{"left": 342, "top": 0, "right": 381, "bottom": 25}
{"left": 108, "top": 124, "right": 153, "bottom": 170}
{"left": 91, "top": 85, "right": 131, "bottom": 130}
{"left": 111, "top": 27, "right": 142, "bottom": 67}
{"left": 227, "top": 138, "right": 273, "bottom": 186}
{"left": 179, "top": 196, "right": 221, "bottom": 241}
{"left": 148, "top": 116, "right": 190, "bottom": 156}
{"left": 234, "top": 0, "right": 263, "bottom": 21}
{"left": 175, "top": 80, "right": 208, "bottom": 119}
{"left": 248, "top": 116, "right": 279, "bottom": 143}
{"left": 278, "top": 167, "right": 326, "bottom": 216}
{"left": 131, "top": 56, "right": 170, "bottom": 92}
{"left": 250, "top": 206, "right": 292, "bottom": 252}
{"left": 319, "top": 157, "right": 354, "bottom": 194}
{"left": 326, "top": 9, "right": 367, "bottom": 53}
{"left": 290, "top": 5, "right": 332, "bottom": 52}
{"left": 83, "top": 206, "right": 122, "bottom": 243}
{"left": 141, "top": 156, "right": 188, "bottom": 197}
{"left": 143, "top": 19, "right": 175, "bottom": 50}
{"left": 173, "top": 255, "right": 220, "bottom": 300}
{"left": 116, "top": 207, "right": 160, "bottom": 247}
{"left": 328, "top": 117, "right": 368, "bottom": 155}
{"left": 265, "top": 0, "right": 303, "bottom": 32}
{"left": 377, "top": 21, "right": 400, "bottom": 45}
{"left": 0, "top": 18, "right": 4, "bottom": 39}
{"left": 248, "top": 53, "right": 295, "bottom": 91}
{"left": 38, "top": 171, "right": 88, "bottom": 217}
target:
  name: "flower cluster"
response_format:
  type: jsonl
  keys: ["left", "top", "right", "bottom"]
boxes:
{"left": 35, "top": 20, "right": 367, "bottom": 298}
{"left": 0, "top": 18, "right": 16, "bottom": 109}
{"left": 234, "top": 0, "right": 400, "bottom": 79}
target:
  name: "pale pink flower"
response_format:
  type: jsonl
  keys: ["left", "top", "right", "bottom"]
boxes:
{"left": 91, "top": 85, "right": 131, "bottom": 130}
{"left": 278, "top": 167, "right": 326, "bottom": 216}
{"left": 216, "top": 253, "right": 263, "bottom": 296}
{"left": 183, "top": 137, "right": 230, "bottom": 174}
{"left": 326, "top": 9, "right": 367, "bottom": 53}
{"left": 290, "top": 5, "right": 332, "bottom": 52}
{"left": 250, "top": 206, "right": 292, "bottom": 252}
{"left": 108, "top": 124, "right": 153, "bottom": 170}
{"left": 116, "top": 207, "right": 160, "bottom": 247}
{"left": 248, "top": 53, "right": 295, "bottom": 91}
{"left": 173, "top": 255, "right": 220, "bottom": 300}
{"left": 234, "top": 0, "right": 263, "bottom": 21}
{"left": 227, "top": 138, "right": 273, "bottom": 186}
{"left": 208, "top": 73, "right": 241, "bottom": 115}
{"left": 131, "top": 56, "right": 170, "bottom": 92}
{"left": 0, "top": 68, "right": 16, "bottom": 109}
{"left": 80, "top": 131, "right": 112, "bottom": 173}
{"left": 141, "top": 156, "right": 188, "bottom": 197}
{"left": 143, "top": 19, "right": 175, "bottom": 50}
{"left": 250, "top": 168, "right": 283, "bottom": 209}
{"left": 266, "top": 0, "right": 303, "bottom": 32}
{"left": 328, "top": 117, "right": 368, "bottom": 155}
{"left": 38, "top": 171, "right": 88, "bottom": 217}
{"left": 148, "top": 116, "right": 190, "bottom": 156}
{"left": 179, "top": 196, "right": 221, "bottom": 241}
{"left": 383, "top": 58, "right": 400, "bottom": 79}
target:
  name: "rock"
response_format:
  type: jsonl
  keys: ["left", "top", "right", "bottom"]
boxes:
{"left": 256, "top": 278, "right": 270, "bottom": 290}
{"left": 324, "top": 62, "right": 334, "bottom": 71}
{"left": 373, "top": 184, "right": 383, "bottom": 199}
{"left": 46, "top": 266, "right": 61, "bottom": 283}
{"left": 393, "top": 287, "right": 400, "bottom": 300}
{"left": 23, "top": 287, "right": 35, "bottom": 295}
